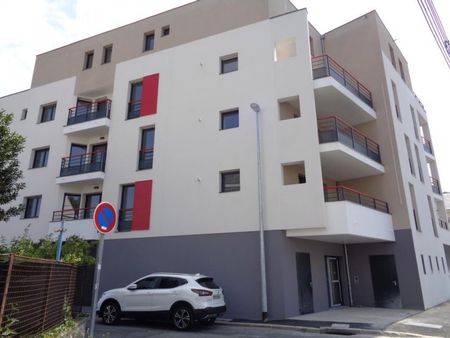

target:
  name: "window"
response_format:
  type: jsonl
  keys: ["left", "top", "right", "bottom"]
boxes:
{"left": 278, "top": 96, "right": 300, "bottom": 120}
{"left": 398, "top": 59, "right": 405, "bottom": 80}
{"left": 40, "top": 103, "right": 56, "bottom": 123}
{"left": 24, "top": 196, "right": 41, "bottom": 219}
{"left": 415, "top": 145, "right": 424, "bottom": 182}
{"left": 102, "top": 45, "right": 112, "bottom": 64}
{"left": 139, "top": 128, "right": 155, "bottom": 170}
{"left": 309, "top": 36, "right": 314, "bottom": 56}
{"left": 410, "top": 106, "right": 419, "bottom": 140}
{"left": 84, "top": 51, "right": 94, "bottom": 69}
{"left": 391, "top": 81, "right": 401, "bottom": 121}
{"left": 220, "top": 54, "right": 238, "bottom": 74}
{"left": 409, "top": 183, "right": 421, "bottom": 231}
{"left": 32, "top": 148, "right": 49, "bottom": 168}
{"left": 427, "top": 196, "right": 438, "bottom": 237}
{"left": 84, "top": 193, "right": 101, "bottom": 219}
{"left": 421, "top": 255, "right": 426, "bottom": 274}
{"left": 136, "top": 277, "right": 159, "bottom": 290}
{"left": 196, "top": 277, "right": 219, "bottom": 289}
{"left": 436, "top": 257, "right": 440, "bottom": 271}
{"left": 161, "top": 25, "right": 170, "bottom": 37}
{"left": 144, "top": 32, "right": 155, "bottom": 51}
{"left": 221, "top": 170, "right": 240, "bottom": 193}
{"left": 128, "top": 82, "right": 143, "bottom": 119}
{"left": 405, "top": 135, "right": 415, "bottom": 176}
{"left": 429, "top": 255, "right": 433, "bottom": 273}
{"left": 274, "top": 37, "right": 296, "bottom": 61}
{"left": 21, "top": 109, "right": 27, "bottom": 120}
{"left": 389, "top": 44, "right": 396, "bottom": 69}
{"left": 442, "top": 257, "right": 446, "bottom": 273}
{"left": 220, "top": 109, "right": 239, "bottom": 130}
{"left": 159, "top": 277, "right": 186, "bottom": 289}
{"left": 118, "top": 184, "right": 135, "bottom": 232}
{"left": 282, "top": 162, "right": 306, "bottom": 185}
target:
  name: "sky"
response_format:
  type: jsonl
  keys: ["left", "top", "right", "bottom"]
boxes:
{"left": 0, "top": 0, "right": 449, "bottom": 191}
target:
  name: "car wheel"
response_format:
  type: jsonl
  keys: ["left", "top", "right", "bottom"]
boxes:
{"left": 172, "top": 305, "right": 194, "bottom": 330}
{"left": 101, "top": 301, "right": 121, "bottom": 325}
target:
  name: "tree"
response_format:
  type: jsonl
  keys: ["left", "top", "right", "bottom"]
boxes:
{"left": 0, "top": 109, "right": 26, "bottom": 221}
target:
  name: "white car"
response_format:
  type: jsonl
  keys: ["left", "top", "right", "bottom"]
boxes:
{"left": 96, "top": 272, "right": 226, "bottom": 330}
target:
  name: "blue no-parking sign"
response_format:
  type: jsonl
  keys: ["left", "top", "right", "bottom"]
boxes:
{"left": 93, "top": 202, "right": 117, "bottom": 234}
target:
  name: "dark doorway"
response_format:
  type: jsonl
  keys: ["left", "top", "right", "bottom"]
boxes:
{"left": 296, "top": 253, "right": 313, "bottom": 314}
{"left": 326, "top": 256, "right": 343, "bottom": 307}
{"left": 369, "top": 255, "right": 401, "bottom": 308}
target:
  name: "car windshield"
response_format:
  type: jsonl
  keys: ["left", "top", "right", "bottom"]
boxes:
{"left": 196, "top": 277, "right": 219, "bottom": 289}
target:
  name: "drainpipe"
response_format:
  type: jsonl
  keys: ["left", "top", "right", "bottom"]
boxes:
{"left": 251, "top": 103, "right": 268, "bottom": 322}
{"left": 344, "top": 244, "right": 354, "bottom": 306}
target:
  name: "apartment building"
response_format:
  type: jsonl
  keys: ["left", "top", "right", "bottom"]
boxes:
{"left": 1, "top": 0, "right": 449, "bottom": 320}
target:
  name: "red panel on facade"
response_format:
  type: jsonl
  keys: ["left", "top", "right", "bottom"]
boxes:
{"left": 141, "top": 73, "right": 159, "bottom": 116}
{"left": 131, "top": 180, "right": 152, "bottom": 231}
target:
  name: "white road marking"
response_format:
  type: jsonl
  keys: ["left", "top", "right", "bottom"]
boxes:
{"left": 401, "top": 320, "right": 443, "bottom": 329}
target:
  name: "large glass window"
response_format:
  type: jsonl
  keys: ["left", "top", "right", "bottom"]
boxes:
{"left": 84, "top": 193, "right": 102, "bottom": 219}
{"left": 119, "top": 184, "right": 135, "bottom": 232}
{"left": 128, "top": 82, "right": 143, "bottom": 119}
{"left": 24, "top": 196, "right": 41, "bottom": 219}
{"left": 32, "top": 148, "right": 49, "bottom": 168}
{"left": 144, "top": 32, "right": 155, "bottom": 51}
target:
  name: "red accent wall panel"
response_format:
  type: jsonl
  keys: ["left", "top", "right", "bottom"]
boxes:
{"left": 141, "top": 73, "right": 159, "bottom": 116}
{"left": 131, "top": 180, "right": 153, "bottom": 231}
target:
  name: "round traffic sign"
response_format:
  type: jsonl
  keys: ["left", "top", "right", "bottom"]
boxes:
{"left": 93, "top": 202, "right": 117, "bottom": 234}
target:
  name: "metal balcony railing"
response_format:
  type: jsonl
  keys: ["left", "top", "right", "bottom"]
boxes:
{"left": 138, "top": 148, "right": 154, "bottom": 170}
{"left": 127, "top": 100, "right": 141, "bottom": 119}
{"left": 439, "top": 219, "right": 449, "bottom": 230}
{"left": 324, "top": 185, "right": 390, "bottom": 214}
{"left": 318, "top": 116, "right": 381, "bottom": 163}
{"left": 60, "top": 151, "right": 106, "bottom": 177}
{"left": 422, "top": 137, "right": 433, "bottom": 155}
{"left": 311, "top": 54, "right": 373, "bottom": 108}
{"left": 430, "top": 177, "right": 441, "bottom": 195}
{"left": 118, "top": 208, "right": 133, "bottom": 232}
{"left": 52, "top": 207, "right": 96, "bottom": 222}
{"left": 67, "top": 99, "right": 111, "bottom": 126}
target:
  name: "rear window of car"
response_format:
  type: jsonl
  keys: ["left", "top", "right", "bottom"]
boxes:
{"left": 196, "top": 277, "right": 219, "bottom": 289}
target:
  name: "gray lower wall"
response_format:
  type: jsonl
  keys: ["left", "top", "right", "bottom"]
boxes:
{"left": 347, "top": 229, "right": 424, "bottom": 310}
{"left": 100, "top": 230, "right": 348, "bottom": 320}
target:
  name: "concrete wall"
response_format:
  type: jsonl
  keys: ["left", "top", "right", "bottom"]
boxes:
{"left": 100, "top": 230, "right": 348, "bottom": 320}
{"left": 347, "top": 229, "right": 424, "bottom": 309}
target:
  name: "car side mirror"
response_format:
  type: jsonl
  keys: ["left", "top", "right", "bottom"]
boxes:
{"left": 127, "top": 284, "right": 137, "bottom": 291}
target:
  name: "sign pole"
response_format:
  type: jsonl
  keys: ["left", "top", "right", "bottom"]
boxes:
{"left": 88, "top": 233, "right": 104, "bottom": 337}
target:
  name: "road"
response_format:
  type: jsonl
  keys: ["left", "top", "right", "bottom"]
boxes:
{"left": 93, "top": 320, "right": 380, "bottom": 338}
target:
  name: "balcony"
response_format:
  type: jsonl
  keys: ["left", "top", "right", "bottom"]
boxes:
{"left": 286, "top": 186, "right": 394, "bottom": 243}
{"left": 318, "top": 116, "right": 384, "bottom": 180}
{"left": 138, "top": 148, "right": 154, "bottom": 170}
{"left": 56, "top": 151, "right": 106, "bottom": 185}
{"left": 439, "top": 219, "right": 449, "bottom": 230}
{"left": 63, "top": 100, "right": 111, "bottom": 136}
{"left": 422, "top": 137, "right": 434, "bottom": 156}
{"left": 127, "top": 100, "right": 141, "bottom": 119}
{"left": 430, "top": 177, "right": 442, "bottom": 195}
{"left": 312, "top": 55, "right": 376, "bottom": 125}
{"left": 118, "top": 209, "right": 133, "bottom": 232}
{"left": 49, "top": 208, "right": 99, "bottom": 240}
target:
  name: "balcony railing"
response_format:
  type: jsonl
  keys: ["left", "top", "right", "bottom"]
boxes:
{"left": 422, "top": 137, "right": 433, "bottom": 155}
{"left": 127, "top": 100, "right": 141, "bottom": 119}
{"left": 430, "top": 177, "right": 441, "bottom": 195}
{"left": 52, "top": 207, "right": 96, "bottom": 222}
{"left": 312, "top": 54, "right": 373, "bottom": 108}
{"left": 138, "top": 148, "right": 154, "bottom": 170}
{"left": 439, "top": 219, "right": 449, "bottom": 230}
{"left": 324, "top": 185, "right": 389, "bottom": 214}
{"left": 318, "top": 116, "right": 381, "bottom": 163}
{"left": 60, "top": 151, "right": 106, "bottom": 177}
{"left": 118, "top": 208, "right": 133, "bottom": 232}
{"left": 67, "top": 99, "right": 111, "bottom": 126}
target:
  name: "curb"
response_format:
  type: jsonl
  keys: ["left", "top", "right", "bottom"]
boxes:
{"left": 217, "top": 319, "right": 422, "bottom": 337}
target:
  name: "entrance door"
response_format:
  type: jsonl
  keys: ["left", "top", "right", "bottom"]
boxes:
{"left": 326, "top": 257, "right": 343, "bottom": 307}
{"left": 296, "top": 253, "right": 314, "bottom": 314}
{"left": 369, "top": 255, "right": 401, "bottom": 308}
